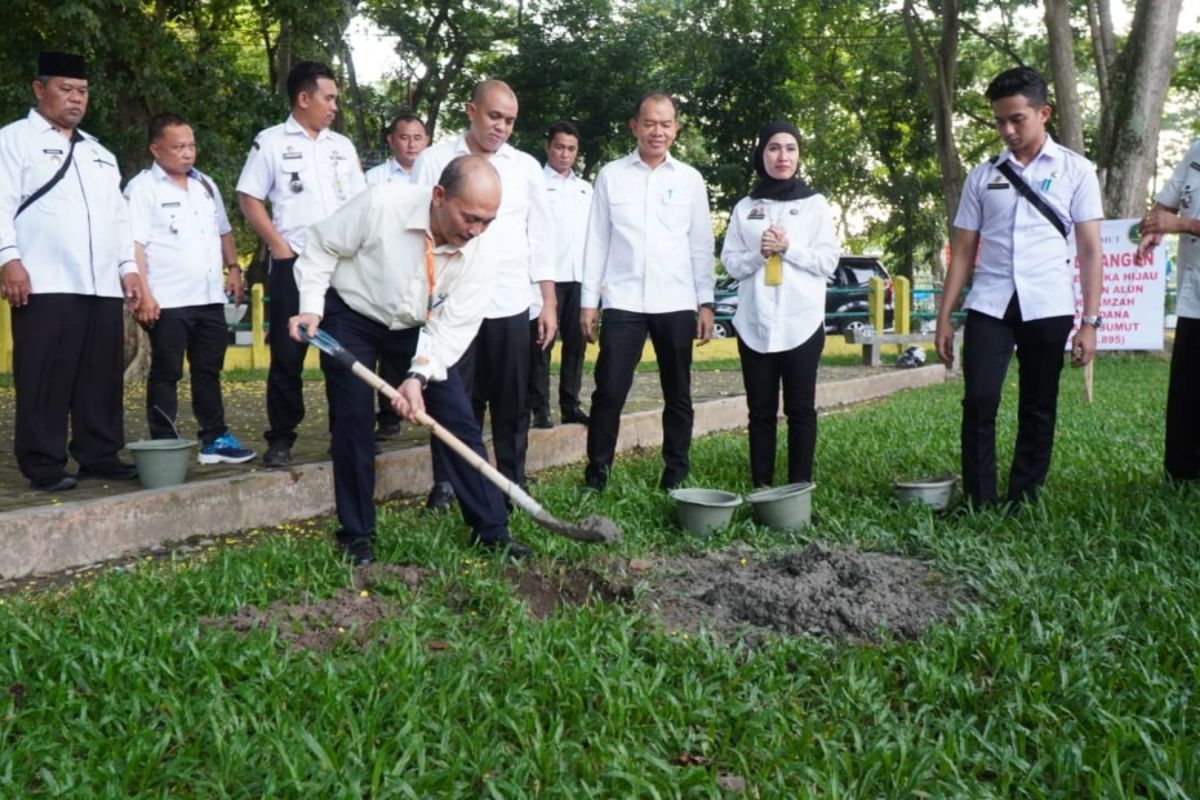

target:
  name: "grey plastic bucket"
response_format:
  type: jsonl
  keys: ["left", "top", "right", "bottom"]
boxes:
{"left": 893, "top": 474, "right": 957, "bottom": 510}
{"left": 669, "top": 488, "right": 742, "bottom": 536}
{"left": 126, "top": 439, "right": 196, "bottom": 489}
{"left": 747, "top": 482, "right": 814, "bottom": 530}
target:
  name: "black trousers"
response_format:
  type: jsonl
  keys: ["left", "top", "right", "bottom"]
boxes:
{"left": 737, "top": 325, "right": 824, "bottom": 487}
{"left": 265, "top": 255, "right": 308, "bottom": 447}
{"left": 443, "top": 310, "right": 531, "bottom": 487}
{"left": 146, "top": 303, "right": 228, "bottom": 444}
{"left": 12, "top": 293, "right": 125, "bottom": 482}
{"left": 587, "top": 308, "right": 695, "bottom": 485}
{"left": 961, "top": 295, "right": 1073, "bottom": 507}
{"left": 558, "top": 281, "right": 587, "bottom": 413}
{"left": 527, "top": 318, "right": 550, "bottom": 417}
{"left": 376, "top": 351, "right": 404, "bottom": 428}
{"left": 320, "top": 291, "right": 509, "bottom": 541}
{"left": 1166, "top": 316, "right": 1200, "bottom": 481}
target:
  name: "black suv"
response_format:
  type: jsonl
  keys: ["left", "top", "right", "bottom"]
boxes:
{"left": 712, "top": 256, "right": 893, "bottom": 338}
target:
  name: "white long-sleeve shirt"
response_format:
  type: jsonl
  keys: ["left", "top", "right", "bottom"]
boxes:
{"left": 413, "top": 135, "right": 555, "bottom": 319}
{"left": 124, "top": 163, "right": 232, "bottom": 309}
{"left": 0, "top": 109, "right": 136, "bottom": 297}
{"left": 721, "top": 193, "right": 839, "bottom": 352}
{"left": 581, "top": 150, "right": 715, "bottom": 313}
{"left": 544, "top": 164, "right": 592, "bottom": 283}
{"left": 294, "top": 182, "right": 491, "bottom": 383}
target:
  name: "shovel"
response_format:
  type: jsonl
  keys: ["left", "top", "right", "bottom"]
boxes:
{"left": 300, "top": 326, "right": 622, "bottom": 544}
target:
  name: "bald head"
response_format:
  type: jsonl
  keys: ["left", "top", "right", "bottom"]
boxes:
{"left": 429, "top": 154, "right": 501, "bottom": 248}
{"left": 465, "top": 79, "right": 518, "bottom": 155}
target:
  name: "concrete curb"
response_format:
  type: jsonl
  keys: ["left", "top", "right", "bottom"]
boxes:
{"left": 0, "top": 365, "right": 949, "bottom": 578}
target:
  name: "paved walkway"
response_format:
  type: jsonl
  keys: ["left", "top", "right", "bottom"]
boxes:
{"left": 0, "top": 365, "right": 882, "bottom": 515}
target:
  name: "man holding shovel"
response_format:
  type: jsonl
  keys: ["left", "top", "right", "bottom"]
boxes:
{"left": 287, "top": 154, "right": 532, "bottom": 565}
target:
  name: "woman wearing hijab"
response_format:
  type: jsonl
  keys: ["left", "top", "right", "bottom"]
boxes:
{"left": 720, "top": 121, "right": 840, "bottom": 488}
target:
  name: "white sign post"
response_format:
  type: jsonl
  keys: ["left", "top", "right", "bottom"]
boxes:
{"left": 1072, "top": 218, "right": 1167, "bottom": 351}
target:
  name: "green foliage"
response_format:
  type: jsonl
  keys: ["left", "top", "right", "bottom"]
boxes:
{"left": 2, "top": 357, "right": 1199, "bottom": 795}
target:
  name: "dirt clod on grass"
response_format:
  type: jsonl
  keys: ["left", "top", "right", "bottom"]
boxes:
{"left": 646, "top": 542, "right": 958, "bottom": 643}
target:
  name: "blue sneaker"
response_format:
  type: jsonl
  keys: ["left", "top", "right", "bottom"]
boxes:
{"left": 198, "top": 432, "right": 256, "bottom": 465}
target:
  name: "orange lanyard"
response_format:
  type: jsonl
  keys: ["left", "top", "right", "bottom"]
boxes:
{"left": 424, "top": 234, "right": 436, "bottom": 320}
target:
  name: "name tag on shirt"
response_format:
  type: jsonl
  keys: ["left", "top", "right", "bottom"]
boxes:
{"left": 747, "top": 205, "right": 766, "bottom": 220}
{"left": 161, "top": 201, "right": 182, "bottom": 208}
{"left": 42, "top": 148, "right": 63, "bottom": 155}
{"left": 987, "top": 182, "right": 1010, "bottom": 190}
{"left": 282, "top": 152, "right": 303, "bottom": 160}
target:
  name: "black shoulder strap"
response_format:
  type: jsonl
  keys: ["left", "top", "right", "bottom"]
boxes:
{"left": 993, "top": 157, "right": 1069, "bottom": 239}
{"left": 16, "top": 130, "right": 83, "bottom": 219}
{"left": 192, "top": 171, "right": 216, "bottom": 201}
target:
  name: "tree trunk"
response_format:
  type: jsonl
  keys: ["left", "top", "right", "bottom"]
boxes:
{"left": 1098, "top": 0, "right": 1183, "bottom": 217}
{"left": 1043, "top": 0, "right": 1084, "bottom": 154}
{"left": 339, "top": 36, "right": 372, "bottom": 157}
{"left": 901, "top": 0, "right": 963, "bottom": 237}
{"left": 1087, "top": 0, "right": 1118, "bottom": 187}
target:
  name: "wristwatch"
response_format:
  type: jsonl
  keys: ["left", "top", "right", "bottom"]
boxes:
{"left": 1080, "top": 315, "right": 1103, "bottom": 329}
{"left": 403, "top": 371, "right": 429, "bottom": 389}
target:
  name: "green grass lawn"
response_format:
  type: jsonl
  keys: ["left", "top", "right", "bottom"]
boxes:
{"left": 2, "top": 356, "right": 1196, "bottom": 797}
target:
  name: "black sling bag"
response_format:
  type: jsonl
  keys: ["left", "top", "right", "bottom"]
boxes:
{"left": 991, "top": 155, "right": 1069, "bottom": 240}
{"left": 15, "top": 130, "right": 83, "bottom": 219}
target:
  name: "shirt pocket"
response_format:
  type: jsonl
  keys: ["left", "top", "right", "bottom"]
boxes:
{"left": 277, "top": 153, "right": 309, "bottom": 192}
{"left": 657, "top": 192, "right": 691, "bottom": 231}
{"left": 610, "top": 198, "right": 640, "bottom": 227}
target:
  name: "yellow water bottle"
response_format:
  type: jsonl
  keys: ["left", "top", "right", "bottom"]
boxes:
{"left": 764, "top": 254, "right": 782, "bottom": 286}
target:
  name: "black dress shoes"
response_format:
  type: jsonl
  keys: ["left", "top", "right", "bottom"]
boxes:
{"left": 561, "top": 407, "right": 590, "bottom": 425}
{"left": 425, "top": 481, "right": 457, "bottom": 511}
{"left": 472, "top": 536, "right": 533, "bottom": 560}
{"left": 583, "top": 465, "right": 607, "bottom": 493}
{"left": 532, "top": 411, "right": 554, "bottom": 430}
{"left": 77, "top": 461, "right": 138, "bottom": 481}
{"left": 263, "top": 443, "right": 292, "bottom": 468}
{"left": 337, "top": 536, "right": 376, "bottom": 566}
{"left": 30, "top": 474, "right": 78, "bottom": 492}
{"left": 375, "top": 420, "right": 402, "bottom": 441}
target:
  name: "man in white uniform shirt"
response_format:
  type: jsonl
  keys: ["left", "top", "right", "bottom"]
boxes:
{"left": 529, "top": 119, "right": 593, "bottom": 429}
{"left": 125, "top": 113, "right": 255, "bottom": 465}
{"left": 935, "top": 67, "right": 1102, "bottom": 510}
{"left": 413, "top": 79, "right": 557, "bottom": 509}
{"left": 237, "top": 61, "right": 366, "bottom": 468}
{"left": 0, "top": 51, "right": 143, "bottom": 492}
{"left": 1138, "top": 137, "right": 1200, "bottom": 482}
{"left": 365, "top": 112, "right": 428, "bottom": 441}
{"left": 288, "top": 155, "right": 531, "bottom": 565}
{"left": 580, "top": 91, "right": 716, "bottom": 493}
{"left": 365, "top": 112, "right": 427, "bottom": 187}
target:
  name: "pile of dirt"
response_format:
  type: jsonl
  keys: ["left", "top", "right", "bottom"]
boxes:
{"left": 201, "top": 544, "right": 959, "bottom": 653}
{"left": 645, "top": 542, "right": 958, "bottom": 643}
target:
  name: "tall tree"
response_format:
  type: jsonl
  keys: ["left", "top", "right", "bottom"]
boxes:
{"left": 1090, "top": 0, "right": 1184, "bottom": 216}
{"left": 1042, "top": 0, "right": 1084, "bottom": 153}
{"left": 901, "top": 0, "right": 963, "bottom": 240}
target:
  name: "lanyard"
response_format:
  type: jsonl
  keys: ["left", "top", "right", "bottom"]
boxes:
{"left": 425, "top": 234, "right": 436, "bottom": 320}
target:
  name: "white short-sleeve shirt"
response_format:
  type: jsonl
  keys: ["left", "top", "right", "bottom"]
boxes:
{"left": 544, "top": 164, "right": 593, "bottom": 283}
{"left": 235, "top": 115, "right": 366, "bottom": 252}
{"left": 365, "top": 159, "right": 414, "bottom": 187}
{"left": 125, "top": 163, "right": 231, "bottom": 309}
{"left": 954, "top": 136, "right": 1103, "bottom": 321}
{"left": 1155, "top": 138, "right": 1200, "bottom": 319}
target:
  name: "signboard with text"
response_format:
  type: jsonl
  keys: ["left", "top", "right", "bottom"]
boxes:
{"left": 1072, "top": 218, "right": 1166, "bottom": 350}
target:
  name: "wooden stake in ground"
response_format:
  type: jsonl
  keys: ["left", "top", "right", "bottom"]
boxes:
{"left": 1084, "top": 361, "right": 1094, "bottom": 404}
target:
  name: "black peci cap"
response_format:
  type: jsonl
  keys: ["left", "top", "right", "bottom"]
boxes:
{"left": 37, "top": 51, "right": 87, "bottom": 80}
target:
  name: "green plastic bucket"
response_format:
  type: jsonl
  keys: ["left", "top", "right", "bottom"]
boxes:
{"left": 126, "top": 439, "right": 196, "bottom": 489}
{"left": 669, "top": 488, "right": 742, "bottom": 536}
{"left": 747, "top": 482, "right": 814, "bottom": 530}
